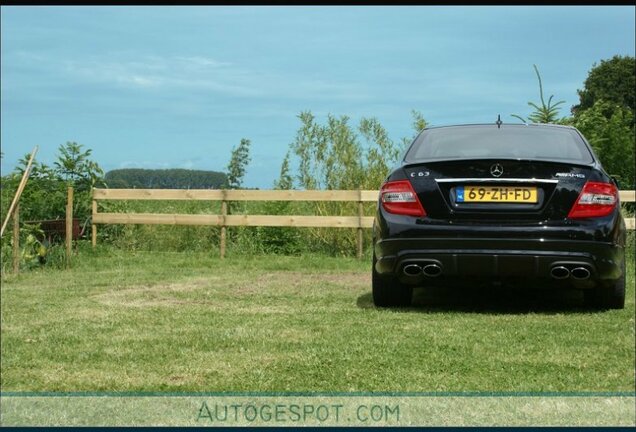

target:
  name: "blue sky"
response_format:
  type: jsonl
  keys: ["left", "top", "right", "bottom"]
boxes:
{"left": 1, "top": 6, "right": 635, "bottom": 188}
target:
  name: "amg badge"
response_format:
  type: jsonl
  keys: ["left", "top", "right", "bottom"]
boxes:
{"left": 555, "top": 173, "right": 586, "bottom": 178}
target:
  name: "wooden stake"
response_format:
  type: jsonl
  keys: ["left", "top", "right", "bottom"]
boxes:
{"left": 66, "top": 186, "right": 73, "bottom": 268}
{"left": 1, "top": 146, "right": 38, "bottom": 238}
{"left": 12, "top": 203, "right": 20, "bottom": 274}
{"left": 92, "top": 196, "right": 97, "bottom": 248}
{"left": 357, "top": 186, "right": 363, "bottom": 259}
{"left": 220, "top": 190, "right": 227, "bottom": 259}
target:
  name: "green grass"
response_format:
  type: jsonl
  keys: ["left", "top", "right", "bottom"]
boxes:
{"left": 1, "top": 244, "right": 634, "bottom": 393}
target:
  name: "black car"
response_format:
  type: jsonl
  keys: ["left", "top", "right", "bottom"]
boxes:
{"left": 372, "top": 123, "right": 626, "bottom": 309}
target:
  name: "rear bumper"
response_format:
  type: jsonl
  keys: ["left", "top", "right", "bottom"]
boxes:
{"left": 374, "top": 237, "right": 624, "bottom": 287}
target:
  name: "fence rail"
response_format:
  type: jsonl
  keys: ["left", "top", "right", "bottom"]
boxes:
{"left": 92, "top": 188, "right": 636, "bottom": 257}
{"left": 92, "top": 188, "right": 380, "bottom": 202}
{"left": 92, "top": 188, "right": 378, "bottom": 258}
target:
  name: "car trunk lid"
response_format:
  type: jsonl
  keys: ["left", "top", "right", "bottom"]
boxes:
{"left": 403, "top": 159, "right": 593, "bottom": 222}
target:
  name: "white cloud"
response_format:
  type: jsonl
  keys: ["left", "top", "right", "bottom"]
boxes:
{"left": 12, "top": 51, "right": 372, "bottom": 102}
{"left": 51, "top": 54, "right": 257, "bottom": 96}
{"left": 175, "top": 56, "right": 232, "bottom": 68}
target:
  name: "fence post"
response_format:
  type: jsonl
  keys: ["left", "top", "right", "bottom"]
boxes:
{"left": 357, "top": 186, "right": 363, "bottom": 259}
{"left": 92, "top": 191, "right": 97, "bottom": 248}
{"left": 220, "top": 189, "right": 227, "bottom": 259}
{"left": 66, "top": 186, "right": 73, "bottom": 268}
{"left": 12, "top": 203, "right": 20, "bottom": 274}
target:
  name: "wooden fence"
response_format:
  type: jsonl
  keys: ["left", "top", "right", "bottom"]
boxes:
{"left": 92, "top": 189, "right": 378, "bottom": 258}
{"left": 619, "top": 190, "right": 636, "bottom": 222}
{"left": 92, "top": 188, "right": 636, "bottom": 258}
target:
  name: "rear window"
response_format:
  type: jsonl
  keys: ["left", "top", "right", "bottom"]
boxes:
{"left": 404, "top": 125, "right": 594, "bottom": 164}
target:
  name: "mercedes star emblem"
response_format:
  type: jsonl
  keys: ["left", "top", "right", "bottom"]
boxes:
{"left": 490, "top": 163, "right": 504, "bottom": 177}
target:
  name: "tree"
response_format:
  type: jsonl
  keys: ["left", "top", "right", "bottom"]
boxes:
{"left": 511, "top": 64, "right": 565, "bottom": 124}
{"left": 400, "top": 110, "right": 428, "bottom": 149}
{"left": 570, "top": 56, "right": 636, "bottom": 189}
{"left": 282, "top": 110, "right": 430, "bottom": 254}
{"left": 274, "top": 152, "right": 293, "bottom": 190}
{"left": 2, "top": 143, "right": 105, "bottom": 224}
{"left": 573, "top": 100, "right": 635, "bottom": 188}
{"left": 572, "top": 55, "right": 635, "bottom": 118}
{"left": 54, "top": 142, "right": 104, "bottom": 192}
{"left": 410, "top": 109, "right": 428, "bottom": 135}
{"left": 290, "top": 111, "right": 324, "bottom": 190}
{"left": 360, "top": 117, "right": 399, "bottom": 188}
{"left": 287, "top": 110, "right": 430, "bottom": 191}
{"left": 105, "top": 168, "right": 227, "bottom": 189}
{"left": 53, "top": 142, "right": 106, "bottom": 220}
{"left": 225, "top": 138, "right": 251, "bottom": 189}
{"left": 260, "top": 151, "right": 301, "bottom": 254}
{"left": 4, "top": 157, "right": 66, "bottom": 222}
{"left": 323, "top": 114, "right": 364, "bottom": 190}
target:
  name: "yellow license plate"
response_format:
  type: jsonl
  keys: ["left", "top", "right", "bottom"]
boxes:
{"left": 457, "top": 186, "right": 538, "bottom": 203}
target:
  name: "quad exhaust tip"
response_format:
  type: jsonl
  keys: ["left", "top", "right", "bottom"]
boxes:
{"left": 550, "top": 265, "right": 592, "bottom": 280}
{"left": 550, "top": 266, "right": 570, "bottom": 280}
{"left": 403, "top": 262, "right": 589, "bottom": 280}
{"left": 402, "top": 262, "right": 443, "bottom": 277}
{"left": 571, "top": 267, "right": 591, "bottom": 280}
{"left": 422, "top": 264, "right": 442, "bottom": 277}
{"left": 403, "top": 264, "right": 422, "bottom": 276}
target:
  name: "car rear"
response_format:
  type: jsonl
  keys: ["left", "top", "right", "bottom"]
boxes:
{"left": 372, "top": 124, "right": 626, "bottom": 309}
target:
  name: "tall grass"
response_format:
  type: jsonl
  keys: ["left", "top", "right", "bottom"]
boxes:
{"left": 95, "top": 198, "right": 376, "bottom": 257}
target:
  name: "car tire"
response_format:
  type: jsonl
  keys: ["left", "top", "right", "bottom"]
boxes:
{"left": 585, "top": 260, "right": 626, "bottom": 310}
{"left": 372, "top": 254, "right": 413, "bottom": 308}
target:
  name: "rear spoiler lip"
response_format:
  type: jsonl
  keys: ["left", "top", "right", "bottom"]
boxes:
{"left": 434, "top": 178, "right": 559, "bottom": 184}
{"left": 401, "top": 157, "right": 595, "bottom": 170}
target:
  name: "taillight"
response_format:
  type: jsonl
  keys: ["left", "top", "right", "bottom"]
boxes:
{"left": 567, "top": 181, "right": 618, "bottom": 219}
{"left": 380, "top": 180, "right": 426, "bottom": 217}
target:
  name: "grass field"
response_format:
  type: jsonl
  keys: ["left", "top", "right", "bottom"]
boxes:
{"left": 1, "top": 245, "right": 634, "bottom": 393}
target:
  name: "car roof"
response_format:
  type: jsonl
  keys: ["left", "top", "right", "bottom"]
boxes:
{"left": 423, "top": 123, "right": 576, "bottom": 131}
{"left": 403, "top": 122, "right": 595, "bottom": 166}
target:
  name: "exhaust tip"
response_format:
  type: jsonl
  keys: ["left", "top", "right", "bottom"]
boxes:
{"left": 551, "top": 266, "right": 570, "bottom": 280}
{"left": 422, "top": 264, "right": 442, "bottom": 278}
{"left": 403, "top": 264, "right": 422, "bottom": 276}
{"left": 571, "top": 267, "right": 591, "bottom": 280}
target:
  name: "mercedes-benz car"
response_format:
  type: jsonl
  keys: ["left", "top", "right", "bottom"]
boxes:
{"left": 372, "top": 123, "right": 626, "bottom": 309}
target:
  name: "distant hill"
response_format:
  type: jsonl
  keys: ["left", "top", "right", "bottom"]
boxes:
{"left": 105, "top": 168, "right": 227, "bottom": 189}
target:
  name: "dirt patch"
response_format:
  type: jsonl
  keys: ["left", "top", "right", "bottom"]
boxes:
{"left": 224, "top": 271, "right": 369, "bottom": 295}
{"left": 91, "top": 271, "right": 369, "bottom": 308}
{"left": 308, "top": 272, "right": 370, "bottom": 286}
{"left": 90, "top": 277, "right": 216, "bottom": 307}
